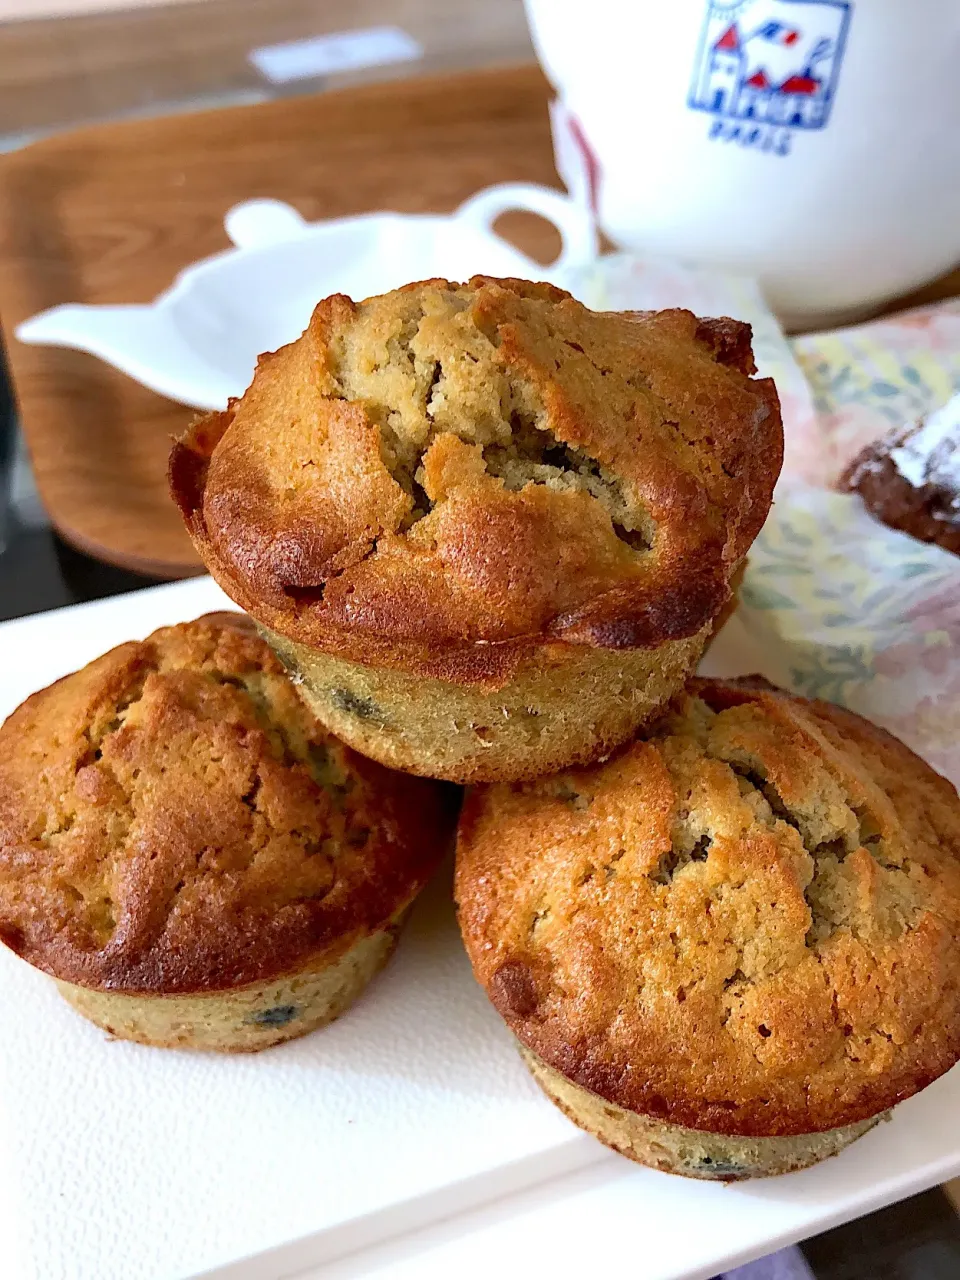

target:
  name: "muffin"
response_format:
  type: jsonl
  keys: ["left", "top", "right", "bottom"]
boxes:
{"left": 456, "top": 676, "right": 960, "bottom": 1179}
{"left": 170, "top": 277, "right": 782, "bottom": 783}
{"left": 841, "top": 395, "right": 960, "bottom": 555}
{"left": 0, "top": 614, "right": 452, "bottom": 1051}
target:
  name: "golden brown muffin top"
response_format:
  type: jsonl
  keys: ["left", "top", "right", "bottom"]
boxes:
{"left": 0, "top": 615, "right": 452, "bottom": 995}
{"left": 456, "top": 678, "right": 960, "bottom": 1137}
{"left": 170, "top": 278, "right": 782, "bottom": 687}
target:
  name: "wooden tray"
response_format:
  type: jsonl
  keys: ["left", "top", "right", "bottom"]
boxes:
{"left": 0, "top": 63, "right": 561, "bottom": 578}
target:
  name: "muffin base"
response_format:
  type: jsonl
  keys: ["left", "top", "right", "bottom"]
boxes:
{"left": 522, "top": 1047, "right": 884, "bottom": 1180}
{"left": 55, "top": 917, "right": 405, "bottom": 1052}
{"left": 261, "top": 626, "right": 709, "bottom": 784}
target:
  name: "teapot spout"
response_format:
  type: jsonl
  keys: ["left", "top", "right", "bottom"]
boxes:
{"left": 15, "top": 304, "right": 233, "bottom": 409}
{"left": 17, "top": 304, "right": 159, "bottom": 360}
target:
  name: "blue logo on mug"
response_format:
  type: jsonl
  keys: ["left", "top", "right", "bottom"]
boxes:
{"left": 688, "top": 1, "right": 852, "bottom": 155}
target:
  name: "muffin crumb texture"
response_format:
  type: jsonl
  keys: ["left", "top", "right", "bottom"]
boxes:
{"left": 0, "top": 616, "right": 448, "bottom": 996}
{"left": 456, "top": 678, "right": 960, "bottom": 1138}
{"left": 329, "top": 282, "right": 656, "bottom": 552}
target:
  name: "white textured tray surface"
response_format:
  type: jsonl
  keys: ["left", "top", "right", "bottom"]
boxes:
{"left": 0, "top": 578, "right": 957, "bottom": 1280}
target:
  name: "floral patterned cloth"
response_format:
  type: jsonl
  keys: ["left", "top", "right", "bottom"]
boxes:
{"left": 737, "top": 479, "right": 960, "bottom": 787}
{"left": 791, "top": 300, "right": 960, "bottom": 486}
{"left": 563, "top": 255, "right": 960, "bottom": 789}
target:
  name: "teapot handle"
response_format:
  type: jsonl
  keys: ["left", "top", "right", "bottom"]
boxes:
{"left": 453, "top": 183, "right": 598, "bottom": 274}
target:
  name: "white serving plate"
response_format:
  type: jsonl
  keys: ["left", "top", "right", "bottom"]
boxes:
{"left": 14, "top": 185, "right": 598, "bottom": 412}
{"left": 0, "top": 578, "right": 957, "bottom": 1280}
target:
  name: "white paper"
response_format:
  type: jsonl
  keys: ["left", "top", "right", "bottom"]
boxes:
{"left": 249, "top": 28, "right": 422, "bottom": 86}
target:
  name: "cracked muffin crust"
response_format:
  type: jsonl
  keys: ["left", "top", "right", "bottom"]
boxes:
{"left": 0, "top": 614, "right": 452, "bottom": 1050}
{"left": 455, "top": 677, "right": 960, "bottom": 1177}
{"left": 170, "top": 277, "right": 782, "bottom": 782}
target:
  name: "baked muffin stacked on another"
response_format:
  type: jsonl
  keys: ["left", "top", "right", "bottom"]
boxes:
{"left": 0, "top": 615, "right": 453, "bottom": 1051}
{"left": 170, "top": 277, "right": 782, "bottom": 783}
{"left": 456, "top": 677, "right": 960, "bottom": 1179}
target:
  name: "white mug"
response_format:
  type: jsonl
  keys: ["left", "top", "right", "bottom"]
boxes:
{"left": 525, "top": 0, "right": 960, "bottom": 328}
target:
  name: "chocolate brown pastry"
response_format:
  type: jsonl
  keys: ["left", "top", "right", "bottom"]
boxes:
{"left": 456, "top": 677, "right": 960, "bottom": 1178}
{"left": 0, "top": 614, "right": 452, "bottom": 1051}
{"left": 841, "top": 396, "right": 960, "bottom": 555}
{"left": 171, "top": 277, "right": 783, "bottom": 783}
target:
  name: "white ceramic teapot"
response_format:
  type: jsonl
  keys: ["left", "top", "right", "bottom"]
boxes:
{"left": 16, "top": 184, "right": 597, "bottom": 410}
